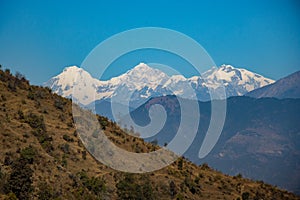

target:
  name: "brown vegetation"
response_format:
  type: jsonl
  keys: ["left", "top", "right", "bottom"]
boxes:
{"left": 0, "top": 67, "right": 298, "bottom": 199}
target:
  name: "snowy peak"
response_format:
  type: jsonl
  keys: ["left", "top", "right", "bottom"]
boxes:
{"left": 219, "top": 64, "right": 234, "bottom": 71}
{"left": 110, "top": 63, "right": 170, "bottom": 90}
{"left": 44, "top": 65, "right": 102, "bottom": 105}
{"left": 45, "top": 63, "right": 275, "bottom": 107}
{"left": 60, "top": 66, "right": 90, "bottom": 78}
{"left": 202, "top": 64, "right": 274, "bottom": 88}
{"left": 53, "top": 65, "right": 95, "bottom": 84}
{"left": 62, "top": 65, "right": 81, "bottom": 72}
{"left": 204, "top": 64, "right": 245, "bottom": 81}
{"left": 169, "top": 74, "right": 187, "bottom": 81}
{"left": 127, "top": 62, "right": 154, "bottom": 73}
{"left": 199, "top": 65, "right": 274, "bottom": 96}
{"left": 125, "top": 63, "right": 169, "bottom": 82}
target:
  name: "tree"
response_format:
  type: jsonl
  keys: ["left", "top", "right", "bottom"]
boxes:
{"left": 4, "top": 158, "right": 33, "bottom": 199}
{"left": 20, "top": 145, "right": 37, "bottom": 164}
{"left": 15, "top": 71, "right": 25, "bottom": 80}
{"left": 177, "top": 158, "right": 183, "bottom": 170}
{"left": 151, "top": 139, "right": 158, "bottom": 146}
{"left": 140, "top": 175, "right": 155, "bottom": 200}
{"left": 116, "top": 174, "right": 155, "bottom": 200}
{"left": 169, "top": 180, "right": 177, "bottom": 197}
{"left": 242, "top": 192, "right": 250, "bottom": 200}
{"left": 116, "top": 174, "right": 142, "bottom": 200}
{"left": 37, "top": 182, "right": 55, "bottom": 200}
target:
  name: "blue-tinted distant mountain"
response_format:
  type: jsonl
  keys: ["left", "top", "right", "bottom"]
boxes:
{"left": 86, "top": 99, "right": 134, "bottom": 121}
{"left": 246, "top": 70, "right": 300, "bottom": 99}
{"left": 128, "top": 95, "right": 300, "bottom": 194}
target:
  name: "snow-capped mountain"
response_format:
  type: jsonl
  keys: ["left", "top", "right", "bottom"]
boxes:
{"left": 45, "top": 66, "right": 102, "bottom": 105}
{"left": 44, "top": 63, "right": 274, "bottom": 107}
{"left": 200, "top": 64, "right": 274, "bottom": 96}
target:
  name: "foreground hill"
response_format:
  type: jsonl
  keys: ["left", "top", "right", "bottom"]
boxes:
{"left": 129, "top": 95, "right": 300, "bottom": 194}
{"left": 0, "top": 68, "right": 298, "bottom": 199}
{"left": 246, "top": 70, "right": 300, "bottom": 99}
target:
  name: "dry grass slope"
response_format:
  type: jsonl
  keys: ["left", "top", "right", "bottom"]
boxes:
{"left": 0, "top": 67, "right": 298, "bottom": 200}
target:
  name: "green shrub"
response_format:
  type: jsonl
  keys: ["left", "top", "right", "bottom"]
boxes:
{"left": 140, "top": 175, "right": 155, "bottom": 200}
{"left": 61, "top": 154, "right": 68, "bottom": 167}
{"left": 0, "top": 166, "right": 3, "bottom": 180}
{"left": 27, "top": 91, "right": 35, "bottom": 100}
{"left": 17, "top": 110, "right": 24, "bottom": 120}
{"left": 236, "top": 173, "right": 243, "bottom": 179}
{"left": 60, "top": 143, "right": 70, "bottom": 154}
{"left": 77, "top": 171, "right": 106, "bottom": 195}
{"left": 0, "top": 166, "right": 6, "bottom": 193}
{"left": 41, "top": 140, "right": 53, "bottom": 153}
{"left": 73, "top": 130, "right": 77, "bottom": 137}
{"left": 4, "top": 155, "right": 13, "bottom": 166}
{"left": 116, "top": 174, "right": 142, "bottom": 200}
{"left": 169, "top": 180, "right": 177, "bottom": 197}
{"left": 82, "top": 151, "right": 87, "bottom": 160}
{"left": 177, "top": 158, "right": 183, "bottom": 170}
{"left": 200, "top": 163, "right": 210, "bottom": 170}
{"left": 45, "top": 87, "right": 52, "bottom": 93}
{"left": 183, "top": 176, "right": 199, "bottom": 194}
{"left": 15, "top": 71, "right": 25, "bottom": 80}
{"left": 8, "top": 81, "right": 16, "bottom": 92}
{"left": 150, "top": 139, "right": 158, "bottom": 146}
{"left": 25, "top": 113, "right": 46, "bottom": 132}
{"left": 86, "top": 177, "right": 106, "bottom": 195}
{"left": 26, "top": 113, "right": 53, "bottom": 153}
{"left": 4, "top": 156, "right": 33, "bottom": 199}
{"left": 5, "top": 192, "right": 18, "bottom": 200}
{"left": 67, "top": 121, "right": 73, "bottom": 127}
{"left": 99, "top": 117, "right": 108, "bottom": 130}
{"left": 37, "top": 182, "right": 55, "bottom": 200}
{"left": 20, "top": 146, "right": 37, "bottom": 164}
{"left": 63, "top": 134, "right": 74, "bottom": 142}
{"left": 27, "top": 88, "right": 47, "bottom": 100}
{"left": 175, "top": 193, "right": 184, "bottom": 200}
{"left": 4, "top": 69, "right": 10, "bottom": 75}
{"left": 116, "top": 174, "right": 155, "bottom": 200}
{"left": 242, "top": 192, "right": 250, "bottom": 200}
{"left": 1, "top": 94, "right": 6, "bottom": 101}
{"left": 34, "top": 89, "right": 46, "bottom": 99}
{"left": 54, "top": 98, "right": 66, "bottom": 110}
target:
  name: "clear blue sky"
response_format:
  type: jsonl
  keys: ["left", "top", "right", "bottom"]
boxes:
{"left": 0, "top": 0, "right": 299, "bottom": 85}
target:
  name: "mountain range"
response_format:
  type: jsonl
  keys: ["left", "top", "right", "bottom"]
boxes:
{"left": 45, "top": 63, "right": 274, "bottom": 110}
{"left": 1, "top": 67, "right": 299, "bottom": 199}
{"left": 44, "top": 63, "right": 300, "bottom": 193}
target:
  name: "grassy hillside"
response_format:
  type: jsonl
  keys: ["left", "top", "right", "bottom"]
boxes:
{"left": 0, "top": 67, "right": 299, "bottom": 200}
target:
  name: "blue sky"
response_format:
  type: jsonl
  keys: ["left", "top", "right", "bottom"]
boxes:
{"left": 0, "top": 0, "right": 299, "bottom": 85}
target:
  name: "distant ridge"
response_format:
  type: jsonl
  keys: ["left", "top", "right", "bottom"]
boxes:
{"left": 128, "top": 95, "right": 300, "bottom": 194}
{"left": 246, "top": 70, "right": 300, "bottom": 99}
